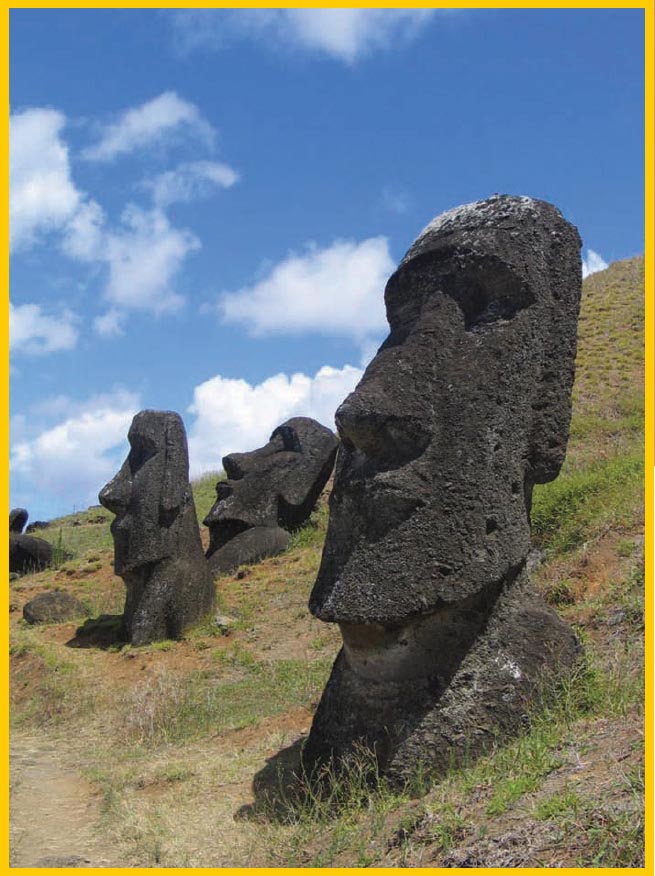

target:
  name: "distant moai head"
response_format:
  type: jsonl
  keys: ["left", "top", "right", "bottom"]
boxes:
{"left": 310, "top": 195, "right": 582, "bottom": 626}
{"left": 9, "top": 508, "right": 28, "bottom": 534}
{"left": 204, "top": 416, "right": 338, "bottom": 551}
{"left": 99, "top": 410, "right": 191, "bottom": 575}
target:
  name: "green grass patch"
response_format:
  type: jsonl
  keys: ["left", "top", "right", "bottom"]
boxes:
{"left": 10, "top": 631, "right": 95, "bottom": 727}
{"left": 531, "top": 448, "right": 643, "bottom": 556}
{"left": 118, "top": 657, "right": 333, "bottom": 746}
{"left": 580, "top": 808, "right": 644, "bottom": 867}
{"left": 259, "top": 744, "right": 411, "bottom": 868}
{"left": 39, "top": 521, "right": 114, "bottom": 562}
{"left": 287, "top": 502, "right": 330, "bottom": 552}
{"left": 191, "top": 470, "right": 224, "bottom": 523}
{"left": 533, "top": 787, "right": 583, "bottom": 821}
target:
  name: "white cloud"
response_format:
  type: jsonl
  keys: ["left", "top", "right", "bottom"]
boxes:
{"left": 582, "top": 248, "right": 609, "bottom": 278}
{"left": 10, "top": 106, "right": 106, "bottom": 262}
{"left": 63, "top": 200, "right": 200, "bottom": 330}
{"left": 172, "top": 9, "right": 436, "bottom": 64}
{"left": 10, "top": 301, "right": 79, "bottom": 355}
{"left": 220, "top": 237, "right": 393, "bottom": 342}
{"left": 11, "top": 101, "right": 238, "bottom": 338}
{"left": 187, "top": 364, "right": 362, "bottom": 477}
{"left": 61, "top": 198, "right": 105, "bottom": 261}
{"left": 93, "top": 308, "right": 125, "bottom": 338}
{"left": 100, "top": 204, "right": 199, "bottom": 318}
{"left": 82, "top": 91, "right": 215, "bottom": 162}
{"left": 147, "top": 160, "right": 239, "bottom": 208}
{"left": 11, "top": 390, "right": 140, "bottom": 511}
{"left": 10, "top": 108, "right": 81, "bottom": 251}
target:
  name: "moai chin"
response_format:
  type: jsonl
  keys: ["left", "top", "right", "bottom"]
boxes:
{"left": 99, "top": 410, "right": 215, "bottom": 645}
{"left": 304, "top": 195, "right": 583, "bottom": 783}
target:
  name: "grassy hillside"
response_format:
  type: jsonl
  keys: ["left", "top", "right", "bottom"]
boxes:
{"left": 9, "top": 257, "right": 644, "bottom": 868}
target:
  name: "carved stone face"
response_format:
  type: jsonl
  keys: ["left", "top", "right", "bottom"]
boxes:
{"left": 203, "top": 417, "right": 338, "bottom": 553}
{"left": 99, "top": 411, "right": 189, "bottom": 575}
{"left": 309, "top": 195, "right": 582, "bottom": 626}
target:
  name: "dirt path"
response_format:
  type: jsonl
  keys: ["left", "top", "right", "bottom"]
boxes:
{"left": 10, "top": 730, "right": 117, "bottom": 868}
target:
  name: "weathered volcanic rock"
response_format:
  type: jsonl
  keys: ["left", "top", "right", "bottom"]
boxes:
{"left": 23, "top": 590, "right": 88, "bottom": 625}
{"left": 9, "top": 508, "right": 28, "bottom": 533}
{"left": 9, "top": 534, "right": 53, "bottom": 574}
{"left": 303, "top": 194, "right": 583, "bottom": 784}
{"left": 204, "top": 417, "right": 337, "bottom": 574}
{"left": 207, "top": 526, "right": 290, "bottom": 576}
{"left": 99, "top": 410, "right": 215, "bottom": 645}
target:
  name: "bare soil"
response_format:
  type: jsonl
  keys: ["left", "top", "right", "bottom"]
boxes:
{"left": 10, "top": 731, "right": 117, "bottom": 868}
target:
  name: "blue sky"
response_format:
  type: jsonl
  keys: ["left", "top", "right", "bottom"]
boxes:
{"left": 9, "top": 8, "right": 645, "bottom": 521}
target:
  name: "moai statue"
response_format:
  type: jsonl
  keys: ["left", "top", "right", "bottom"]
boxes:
{"left": 99, "top": 410, "right": 215, "bottom": 645}
{"left": 204, "top": 417, "right": 338, "bottom": 575}
{"left": 303, "top": 195, "right": 582, "bottom": 784}
{"left": 7, "top": 507, "right": 51, "bottom": 574}
{"left": 9, "top": 534, "right": 52, "bottom": 574}
{"left": 9, "top": 508, "right": 29, "bottom": 533}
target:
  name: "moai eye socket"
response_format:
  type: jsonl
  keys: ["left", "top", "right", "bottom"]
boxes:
{"left": 387, "top": 248, "right": 535, "bottom": 334}
{"left": 128, "top": 435, "right": 158, "bottom": 475}
{"left": 271, "top": 424, "right": 302, "bottom": 453}
{"left": 336, "top": 405, "right": 431, "bottom": 470}
{"left": 435, "top": 253, "right": 535, "bottom": 332}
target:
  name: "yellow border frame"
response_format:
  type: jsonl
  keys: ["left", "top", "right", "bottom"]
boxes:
{"left": 2, "top": 3, "right": 652, "bottom": 875}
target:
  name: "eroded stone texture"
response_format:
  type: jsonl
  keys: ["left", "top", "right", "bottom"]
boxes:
{"left": 9, "top": 508, "right": 28, "bottom": 533}
{"left": 99, "top": 410, "right": 215, "bottom": 645}
{"left": 204, "top": 417, "right": 337, "bottom": 575}
{"left": 304, "top": 194, "right": 582, "bottom": 783}
{"left": 9, "top": 534, "right": 53, "bottom": 574}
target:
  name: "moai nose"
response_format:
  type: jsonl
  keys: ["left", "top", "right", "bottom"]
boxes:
{"left": 336, "top": 394, "right": 430, "bottom": 467}
{"left": 98, "top": 466, "right": 132, "bottom": 516}
{"left": 203, "top": 481, "right": 233, "bottom": 526}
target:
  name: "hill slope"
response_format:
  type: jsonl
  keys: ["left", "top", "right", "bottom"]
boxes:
{"left": 9, "top": 257, "right": 645, "bottom": 868}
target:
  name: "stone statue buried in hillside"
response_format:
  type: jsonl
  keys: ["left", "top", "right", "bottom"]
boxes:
{"left": 99, "top": 410, "right": 215, "bottom": 645}
{"left": 9, "top": 508, "right": 29, "bottom": 534}
{"left": 204, "top": 417, "right": 338, "bottom": 575}
{"left": 303, "top": 194, "right": 583, "bottom": 783}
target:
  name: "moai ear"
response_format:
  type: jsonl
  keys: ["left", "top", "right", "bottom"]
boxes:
{"left": 160, "top": 415, "right": 189, "bottom": 514}
{"left": 527, "top": 232, "right": 582, "bottom": 486}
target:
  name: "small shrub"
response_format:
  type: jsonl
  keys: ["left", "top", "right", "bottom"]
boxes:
{"left": 544, "top": 578, "right": 576, "bottom": 606}
{"left": 149, "top": 640, "right": 175, "bottom": 652}
{"left": 50, "top": 529, "right": 69, "bottom": 568}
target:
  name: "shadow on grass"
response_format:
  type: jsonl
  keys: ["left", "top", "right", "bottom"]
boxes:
{"left": 66, "top": 613, "right": 124, "bottom": 649}
{"left": 236, "top": 736, "right": 388, "bottom": 827}
{"left": 236, "top": 737, "right": 307, "bottom": 823}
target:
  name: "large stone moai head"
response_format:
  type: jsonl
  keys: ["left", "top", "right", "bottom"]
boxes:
{"left": 99, "top": 410, "right": 215, "bottom": 644}
{"left": 204, "top": 417, "right": 338, "bottom": 574}
{"left": 304, "top": 195, "right": 582, "bottom": 782}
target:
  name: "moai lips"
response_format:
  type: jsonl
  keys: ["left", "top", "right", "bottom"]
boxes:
{"left": 304, "top": 195, "right": 583, "bottom": 783}
{"left": 99, "top": 410, "right": 215, "bottom": 645}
